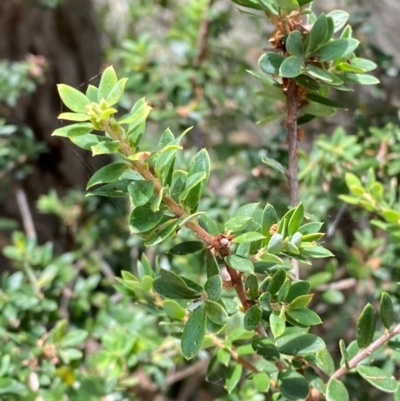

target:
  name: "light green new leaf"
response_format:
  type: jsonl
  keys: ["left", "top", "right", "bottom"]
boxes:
{"left": 163, "top": 300, "right": 186, "bottom": 320}
{"left": 244, "top": 305, "right": 262, "bottom": 331}
{"left": 52, "top": 122, "right": 93, "bottom": 137}
{"left": 98, "top": 65, "right": 118, "bottom": 101}
{"left": 306, "top": 14, "right": 329, "bottom": 55}
{"left": 270, "top": 311, "right": 286, "bottom": 337}
{"left": 107, "top": 77, "right": 128, "bottom": 106}
{"left": 57, "top": 84, "right": 91, "bottom": 113}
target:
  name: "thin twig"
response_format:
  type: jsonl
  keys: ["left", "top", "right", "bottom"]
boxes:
{"left": 317, "top": 278, "right": 357, "bottom": 291}
{"left": 331, "top": 323, "right": 400, "bottom": 380}
{"left": 16, "top": 186, "right": 37, "bottom": 240}
{"left": 165, "top": 359, "right": 209, "bottom": 386}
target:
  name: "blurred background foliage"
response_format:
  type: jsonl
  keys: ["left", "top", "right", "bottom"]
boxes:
{"left": 1, "top": 0, "right": 400, "bottom": 400}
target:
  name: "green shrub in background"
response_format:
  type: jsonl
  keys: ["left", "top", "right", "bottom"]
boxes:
{"left": 2, "top": 0, "right": 400, "bottom": 400}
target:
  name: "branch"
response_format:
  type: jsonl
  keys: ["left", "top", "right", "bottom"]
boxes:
{"left": 16, "top": 186, "right": 37, "bottom": 241}
{"left": 331, "top": 323, "right": 400, "bottom": 380}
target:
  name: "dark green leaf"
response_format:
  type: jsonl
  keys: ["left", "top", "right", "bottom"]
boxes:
{"left": 286, "top": 280, "right": 311, "bottom": 303}
{"left": 316, "top": 38, "right": 359, "bottom": 62}
{"left": 144, "top": 218, "right": 180, "bottom": 246}
{"left": 286, "top": 308, "right": 322, "bottom": 326}
{"left": 245, "top": 274, "right": 259, "bottom": 300}
{"left": 356, "top": 366, "right": 397, "bottom": 393}
{"left": 181, "top": 305, "right": 207, "bottom": 359}
{"left": 251, "top": 336, "right": 280, "bottom": 361}
{"left": 326, "top": 379, "right": 349, "bottom": 401}
{"left": 170, "top": 170, "right": 187, "bottom": 202}
{"left": 155, "top": 269, "right": 202, "bottom": 299}
{"left": 306, "top": 94, "right": 344, "bottom": 108}
{"left": 129, "top": 203, "right": 164, "bottom": 233}
{"left": 205, "top": 275, "right": 222, "bottom": 301}
{"left": 87, "top": 179, "right": 131, "bottom": 198}
{"left": 295, "top": 74, "right": 320, "bottom": 91}
{"left": 279, "top": 56, "right": 305, "bottom": 78}
{"left": 87, "top": 163, "right": 129, "bottom": 189}
{"left": 244, "top": 305, "right": 262, "bottom": 331}
{"left": 286, "top": 30, "right": 304, "bottom": 57}
{"left": 278, "top": 370, "right": 310, "bottom": 401}
{"left": 205, "top": 300, "right": 228, "bottom": 325}
{"left": 380, "top": 292, "right": 394, "bottom": 329}
{"left": 276, "top": 333, "right": 325, "bottom": 355}
{"left": 128, "top": 181, "right": 154, "bottom": 207}
{"left": 259, "top": 52, "right": 286, "bottom": 75}
{"left": 226, "top": 365, "right": 243, "bottom": 394}
{"left": 225, "top": 255, "right": 254, "bottom": 274}
{"left": 356, "top": 303, "right": 376, "bottom": 348}
{"left": 204, "top": 251, "right": 220, "bottom": 278}
{"left": 302, "top": 102, "right": 337, "bottom": 117}
{"left": 268, "top": 269, "right": 287, "bottom": 296}
{"left": 163, "top": 300, "right": 186, "bottom": 320}
{"left": 168, "top": 241, "right": 204, "bottom": 255}
{"left": 306, "top": 14, "right": 329, "bottom": 54}
{"left": 261, "top": 156, "right": 288, "bottom": 176}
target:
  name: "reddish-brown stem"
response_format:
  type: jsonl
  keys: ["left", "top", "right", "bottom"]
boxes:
{"left": 331, "top": 323, "right": 400, "bottom": 380}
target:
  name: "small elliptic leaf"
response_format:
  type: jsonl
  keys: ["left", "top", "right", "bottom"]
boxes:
{"left": 168, "top": 241, "right": 204, "bottom": 255}
{"left": 245, "top": 274, "right": 259, "bottom": 300}
{"left": 286, "top": 308, "right": 322, "bottom": 326}
{"left": 226, "top": 365, "right": 243, "bottom": 394}
{"left": 129, "top": 204, "right": 164, "bottom": 234}
{"left": 326, "top": 378, "right": 349, "bottom": 401}
{"left": 57, "top": 84, "right": 91, "bottom": 113}
{"left": 225, "top": 216, "right": 252, "bottom": 233}
{"left": 144, "top": 218, "right": 180, "bottom": 246}
{"left": 261, "top": 156, "right": 288, "bottom": 176}
{"left": 87, "top": 162, "right": 129, "bottom": 189}
{"left": 267, "top": 233, "right": 284, "bottom": 254}
{"left": 205, "top": 275, "right": 222, "bottom": 301}
{"left": 276, "top": 0, "right": 299, "bottom": 12}
{"left": 225, "top": 255, "right": 254, "bottom": 274}
{"left": 289, "top": 294, "right": 313, "bottom": 310}
{"left": 316, "top": 347, "right": 335, "bottom": 376}
{"left": 288, "top": 203, "right": 304, "bottom": 236}
{"left": 286, "top": 30, "right": 304, "bottom": 57}
{"left": 278, "top": 369, "right": 310, "bottom": 401}
{"left": 58, "top": 112, "right": 90, "bottom": 122}
{"left": 128, "top": 181, "right": 154, "bottom": 207}
{"left": 327, "top": 10, "right": 349, "bottom": 33}
{"left": 270, "top": 311, "right": 286, "bottom": 337}
{"left": 380, "top": 292, "right": 394, "bottom": 329}
{"left": 259, "top": 52, "right": 286, "bottom": 75}
{"left": 316, "top": 38, "right": 359, "bottom": 62}
{"left": 244, "top": 305, "right": 262, "bottom": 331}
{"left": 181, "top": 304, "right": 207, "bottom": 359}
{"left": 251, "top": 336, "right": 280, "bottom": 361}
{"left": 286, "top": 280, "right": 311, "bottom": 303}
{"left": 163, "top": 300, "right": 186, "bottom": 320}
{"left": 356, "top": 303, "right": 376, "bottom": 348}
{"left": 276, "top": 333, "right": 325, "bottom": 356}
{"left": 205, "top": 300, "right": 228, "bottom": 325}
{"left": 356, "top": 366, "right": 398, "bottom": 393}
{"left": 268, "top": 269, "right": 287, "bottom": 296}
{"left": 295, "top": 74, "right": 320, "bottom": 91}
{"left": 306, "top": 14, "right": 329, "bottom": 55}
{"left": 252, "top": 372, "right": 270, "bottom": 393}
{"left": 279, "top": 56, "right": 305, "bottom": 78}
{"left": 98, "top": 65, "right": 118, "bottom": 101}
{"left": 232, "top": 232, "right": 266, "bottom": 244}
{"left": 107, "top": 77, "right": 128, "bottom": 106}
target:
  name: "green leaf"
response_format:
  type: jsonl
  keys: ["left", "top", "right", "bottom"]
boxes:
{"left": 226, "top": 365, "right": 243, "bottom": 394}
{"left": 163, "top": 300, "right": 186, "bottom": 320}
{"left": 205, "top": 275, "right": 222, "bottom": 301}
{"left": 233, "top": 232, "right": 265, "bottom": 244}
{"left": 301, "top": 102, "right": 337, "bottom": 117}
{"left": 286, "top": 308, "right": 322, "bottom": 326}
{"left": 225, "top": 255, "right": 254, "bottom": 274}
{"left": 278, "top": 369, "right": 310, "bottom": 401}
{"left": 286, "top": 30, "right": 304, "bottom": 57}
{"left": 300, "top": 246, "right": 334, "bottom": 258}
{"left": 279, "top": 56, "right": 305, "bottom": 78}
{"left": 144, "top": 218, "right": 180, "bottom": 246}
{"left": 316, "top": 38, "right": 359, "bottom": 62}
{"left": 168, "top": 241, "right": 204, "bottom": 255}
{"left": 129, "top": 203, "right": 164, "bottom": 233}
{"left": 60, "top": 329, "right": 88, "bottom": 348}
{"left": 270, "top": 311, "right": 286, "bottom": 337}
{"left": 380, "top": 292, "right": 394, "bottom": 329}
{"left": 259, "top": 291, "right": 271, "bottom": 311}
{"left": 119, "top": 97, "right": 152, "bottom": 126}
{"left": 261, "top": 156, "right": 287, "bottom": 176}
{"left": 259, "top": 52, "right": 286, "bottom": 75}
{"left": 327, "top": 10, "right": 349, "bottom": 33}
{"left": 257, "top": 85, "right": 286, "bottom": 102}
{"left": 276, "top": 0, "right": 299, "bottom": 12}
{"left": 252, "top": 372, "right": 270, "bottom": 392}
{"left": 57, "top": 84, "right": 91, "bottom": 113}
{"left": 98, "top": 66, "right": 118, "bottom": 101}
{"left": 245, "top": 274, "right": 259, "bottom": 300}
{"left": 52, "top": 122, "right": 94, "bottom": 137}
{"left": 289, "top": 294, "right": 313, "bottom": 309}
{"left": 256, "top": 0, "right": 279, "bottom": 14}
{"left": 87, "top": 162, "right": 129, "bottom": 189}
{"left": 181, "top": 304, "right": 207, "bottom": 359}
{"left": 350, "top": 58, "right": 377, "bottom": 72}
{"left": 276, "top": 333, "right": 325, "bottom": 355}
{"left": 286, "top": 281, "right": 311, "bottom": 303}
{"left": 307, "top": 65, "right": 344, "bottom": 85}
{"left": 170, "top": 170, "right": 187, "bottom": 202}
{"left": 87, "top": 180, "right": 131, "bottom": 197}
{"left": 356, "top": 303, "right": 376, "bottom": 348}
{"left": 267, "top": 233, "right": 284, "bottom": 254}
{"left": 244, "top": 305, "right": 262, "bottom": 331}
{"left": 225, "top": 216, "right": 252, "bottom": 233}
{"left": 128, "top": 181, "right": 154, "bottom": 207}
{"left": 316, "top": 347, "right": 335, "bottom": 376}
{"left": 159, "top": 269, "right": 202, "bottom": 299}
{"left": 339, "top": 73, "right": 379, "bottom": 85}
{"left": 298, "top": 222, "right": 323, "bottom": 235}
{"left": 306, "top": 14, "right": 329, "bottom": 54}
{"left": 179, "top": 172, "right": 207, "bottom": 201}
{"left": 356, "top": 366, "right": 398, "bottom": 393}
{"left": 90, "top": 139, "right": 120, "bottom": 155}
{"left": 85, "top": 84, "right": 98, "bottom": 102}
{"left": 251, "top": 336, "right": 280, "bottom": 361}
{"left": 205, "top": 300, "right": 228, "bottom": 325}
{"left": 268, "top": 268, "right": 286, "bottom": 296}
{"left": 306, "top": 94, "right": 344, "bottom": 108}
{"left": 295, "top": 74, "right": 320, "bottom": 91}
{"left": 231, "top": 0, "right": 263, "bottom": 10}
{"left": 58, "top": 112, "right": 90, "bottom": 121}
{"left": 107, "top": 77, "right": 128, "bottom": 106}
{"left": 288, "top": 203, "right": 304, "bottom": 236}
{"left": 326, "top": 379, "right": 349, "bottom": 401}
